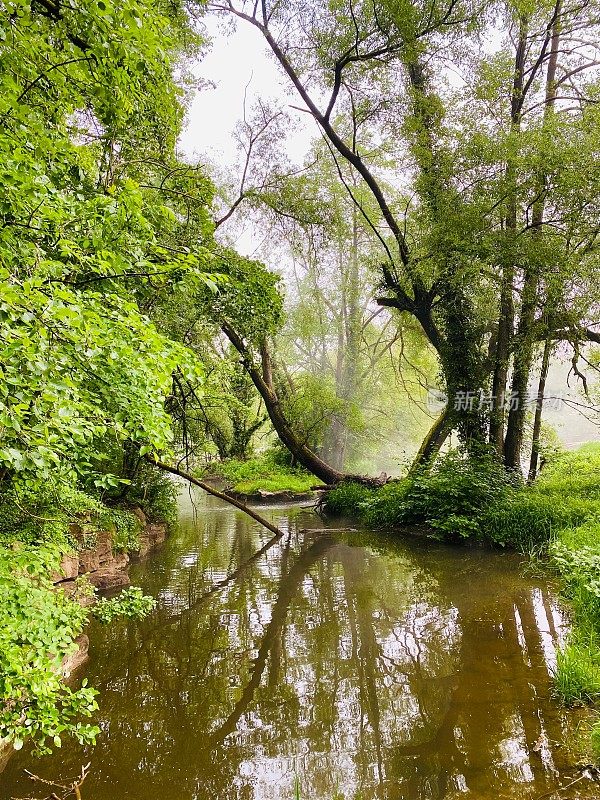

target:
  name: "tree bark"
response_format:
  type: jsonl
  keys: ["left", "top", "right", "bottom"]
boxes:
{"left": 528, "top": 337, "right": 552, "bottom": 482}
{"left": 221, "top": 322, "right": 385, "bottom": 486}
{"left": 504, "top": 3, "right": 561, "bottom": 470}
{"left": 489, "top": 15, "right": 528, "bottom": 453}
{"left": 408, "top": 407, "right": 453, "bottom": 473}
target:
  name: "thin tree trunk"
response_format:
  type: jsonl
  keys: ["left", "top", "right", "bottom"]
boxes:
{"left": 504, "top": 3, "right": 561, "bottom": 470}
{"left": 489, "top": 15, "right": 528, "bottom": 454}
{"left": 528, "top": 337, "right": 552, "bottom": 482}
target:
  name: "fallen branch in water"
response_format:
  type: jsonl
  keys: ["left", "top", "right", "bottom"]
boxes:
{"left": 145, "top": 456, "right": 284, "bottom": 537}
{"left": 14, "top": 762, "right": 91, "bottom": 800}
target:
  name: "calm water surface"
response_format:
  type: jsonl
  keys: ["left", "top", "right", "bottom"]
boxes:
{"left": 1, "top": 491, "right": 597, "bottom": 799}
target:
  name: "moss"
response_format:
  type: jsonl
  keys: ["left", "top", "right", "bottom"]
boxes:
{"left": 206, "top": 455, "right": 319, "bottom": 495}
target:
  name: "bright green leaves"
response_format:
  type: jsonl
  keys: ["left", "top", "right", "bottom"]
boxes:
{"left": 205, "top": 248, "right": 284, "bottom": 344}
{"left": 0, "top": 546, "right": 99, "bottom": 755}
{"left": 93, "top": 586, "right": 157, "bottom": 624}
{"left": 0, "top": 0, "right": 211, "bottom": 489}
{"left": 0, "top": 275, "right": 201, "bottom": 485}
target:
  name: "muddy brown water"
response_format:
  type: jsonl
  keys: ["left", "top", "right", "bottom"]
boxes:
{"left": 1, "top": 491, "right": 598, "bottom": 800}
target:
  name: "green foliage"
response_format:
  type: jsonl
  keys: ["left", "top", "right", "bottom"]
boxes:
{"left": 482, "top": 493, "right": 593, "bottom": 551}
{"left": 555, "top": 643, "right": 600, "bottom": 706}
{"left": 202, "top": 248, "right": 284, "bottom": 343}
{"left": 107, "top": 509, "right": 142, "bottom": 553}
{"left": 0, "top": 0, "right": 214, "bottom": 494}
{"left": 401, "top": 453, "right": 515, "bottom": 540}
{"left": 0, "top": 482, "right": 106, "bottom": 550}
{"left": 93, "top": 586, "right": 156, "bottom": 624}
{"left": 117, "top": 463, "right": 179, "bottom": 526}
{"left": 327, "top": 446, "right": 600, "bottom": 552}
{"left": 208, "top": 455, "right": 318, "bottom": 495}
{"left": 324, "top": 482, "right": 374, "bottom": 516}
{"left": 280, "top": 374, "right": 364, "bottom": 456}
{"left": 327, "top": 450, "right": 517, "bottom": 542}
{"left": 519, "top": 446, "right": 600, "bottom": 745}
{"left": 0, "top": 481, "right": 149, "bottom": 555}
{"left": 0, "top": 546, "right": 99, "bottom": 755}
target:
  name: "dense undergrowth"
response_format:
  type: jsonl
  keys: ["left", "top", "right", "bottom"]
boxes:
{"left": 0, "top": 473, "right": 175, "bottom": 755}
{"left": 326, "top": 443, "right": 600, "bottom": 757}
{"left": 204, "top": 454, "right": 319, "bottom": 495}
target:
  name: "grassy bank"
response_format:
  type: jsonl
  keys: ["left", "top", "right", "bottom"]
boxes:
{"left": 0, "top": 477, "right": 173, "bottom": 756}
{"left": 205, "top": 455, "right": 319, "bottom": 496}
{"left": 326, "top": 444, "right": 600, "bottom": 756}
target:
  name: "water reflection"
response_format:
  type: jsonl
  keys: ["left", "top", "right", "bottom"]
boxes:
{"left": 0, "top": 493, "right": 594, "bottom": 799}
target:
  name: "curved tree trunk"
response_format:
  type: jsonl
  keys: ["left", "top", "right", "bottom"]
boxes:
{"left": 221, "top": 322, "right": 390, "bottom": 486}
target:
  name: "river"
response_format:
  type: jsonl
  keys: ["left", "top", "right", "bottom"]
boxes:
{"left": 1, "top": 490, "right": 597, "bottom": 799}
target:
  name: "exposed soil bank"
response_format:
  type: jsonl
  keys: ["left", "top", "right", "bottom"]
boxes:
{"left": 0, "top": 510, "right": 169, "bottom": 774}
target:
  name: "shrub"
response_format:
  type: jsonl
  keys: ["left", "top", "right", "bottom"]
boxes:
{"left": 93, "top": 586, "right": 156, "bottom": 624}
{"left": 106, "top": 509, "right": 142, "bottom": 553}
{"left": 361, "top": 479, "right": 413, "bottom": 527}
{"left": 116, "top": 462, "right": 179, "bottom": 526}
{"left": 329, "top": 450, "right": 516, "bottom": 542}
{"left": 325, "top": 481, "right": 375, "bottom": 516}
{"left": 399, "top": 451, "right": 515, "bottom": 540}
{"left": 0, "top": 545, "right": 99, "bottom": 754}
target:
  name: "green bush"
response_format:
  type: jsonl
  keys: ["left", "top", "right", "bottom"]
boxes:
{"left": 93, "top": 586, "right": 156, "bottom": 624}
{"left": 361, "top": 480, "right": 413, "bottom": 527}
{"left": 115, "top": 462, "right": 179, "bottom": 526}
{"left": 0, "top": 482, "right": 106, "bottom": 551}
{"left": 107, "top": 509, "right": 142, "bottom": 553}
{"left": 0, "top": 545, "right": 99, "bottom": 754}
{"left": 325, "top": 481, "right": 375, "bottom": 516}
{"left": 400, "top": 452, "right": 515, "bottom": 540}
{"left": 327, "top": 450, "right": 516, "bottom": 542}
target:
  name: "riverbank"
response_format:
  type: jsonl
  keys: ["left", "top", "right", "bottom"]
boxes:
{"left": 201, "top": 455, "right": 320, "bottom": 502}
{"left": 0, "top": 497, "right": 170, "bottom": 767}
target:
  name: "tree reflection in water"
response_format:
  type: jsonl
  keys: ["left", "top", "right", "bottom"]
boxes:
{"left": 0, "top": 493, "right": 593, "bottom": 800}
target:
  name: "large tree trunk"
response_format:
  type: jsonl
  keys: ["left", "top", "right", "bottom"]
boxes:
{"left": 409, "top": 407, "right": 453, "bottom": 473}
{"left": 503, "top": 267, "right": 539, "bottom": 470}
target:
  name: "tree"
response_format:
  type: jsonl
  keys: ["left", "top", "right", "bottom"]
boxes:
{"left": 0, "top": 0, "right": 219, "bottom": 495}
{"left": 208, "top": 0, "right": 600, "bottom": 473}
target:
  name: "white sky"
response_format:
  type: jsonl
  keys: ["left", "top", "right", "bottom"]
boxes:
{"left": 179, "top": 16, "right": 315, "bottom": 172}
